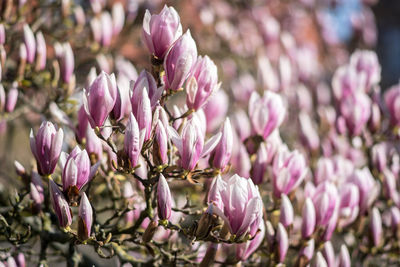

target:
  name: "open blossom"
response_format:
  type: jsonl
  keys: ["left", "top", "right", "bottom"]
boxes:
{"left": 83, "top": 71, "right": 117, "bottom": 128}
{"left": 186, "top": 55, "right": 220, "bottom": 111}
{"left": 142, "top": 5, "right": 182, "bottom": 59}
{"left": 209, "top": 174, "right": 263, "bottom": 238}
{"left": 249, "top": 91, "right": 285, "bottom": 139}
{"left": 164, "top": 30, "right": 197, "bottom": 91}
{"left": 272, "top": 148, "right": 307, "bottom": 198}
{"left": 169, "top": 117, "right": 221, "bottom": 170}
{"left": 30, "top": 121, "right": 64, "bottom": 175}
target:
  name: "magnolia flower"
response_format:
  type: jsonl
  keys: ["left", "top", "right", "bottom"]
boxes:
{"left": 208, "top": 174, "right": 263, "bottom": 238}
{"left": 169, "top": 117, "right": 221, "bottom": 171}
{"left": 142, "top": 5, "right": 182, "bottom": 59}
{"left": 30, "top": 121, "right": 64, "bottom": 175}
{"left": 249, "top": 91, "right": 285, "bottom": 139}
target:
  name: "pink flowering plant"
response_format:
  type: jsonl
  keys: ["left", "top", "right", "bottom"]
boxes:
{"left": 0, "top": 1, "right": 397, "bottom": 266}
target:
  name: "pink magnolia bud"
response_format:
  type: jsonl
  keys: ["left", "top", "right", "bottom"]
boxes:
{"left": 383, "top": 168, "right": 398, "bottom": 201}
{"left": 339, "top": 92, "right": 371, "bottom": 136}
{"left": 276, "top": 223, "right": 288, "bottom": 263}
{"left": 30, "top": 121, "right": 64, "bottom": 175}
{"left": 49, "top": 179, "right": 72, "bottom": 228}
{"left": 232, "top": 143, "right": 251, "bottom": 178}
{"left": 85, "top": 127, "right": 103, "bottom": 161}
{"left": 30, "top": 172, "right": 44, "bottom": 212}
{"left": 78, "top": 193, "right": 93, "bottom": 241}
{"left": 350, "top": 167, "right": 379, "bottom": 214}
{"left": 83, "top": 71, "right": 117, "bottom": 128}
{"left": 61, "top": 146, "right": 99, "bottom": 193}
{"left": 332, "top": 65, "right": 359, "bottom": 101}
{"left": 214, "top": 174, "right": 263, "bottom": 238}
{"left": 321, "top": 241, "right": 335, "bottom": 267}
{"left": 384, "top": 84, "right": 400, "bottom": 127}
{"left": 299, "top": 239, "right": 315, "bottom": 262}
{"left": 350, "top": 50, "right": 381, "bottom": 90}
{"left": 157, "top": 174, "right": 172, "bottom": 221}
{"left": 312, "top": 182, "right": 338, "bottom": 228}
{"left": 142, "top": 5, "right": 182, "bottom": 59}
{"left": 369, "top": 103, "right": 381, "bottom": 132}
{"left": 59, "top": 42, "right": 74, "bottom": 83}
{"left": 23, "top": 24, "right": 36, "bottom": 64}
{"left": 5, "top": 86, "right": 18, "bottom": 113}
{"left": 76, "top": 105, "right": 89, "bottom": 142}
{"left": 112, "top": 3, "right": 125, "bottom": 36}
{"left": 203, "top": 90, "right": 229, "bottom": 133}
{"left": 15, "top": 253, "right": 25, "bottom": 267}
{"left": 249, "top": 91, "right": 285, "bottom": 139}
{"left": 113, "top": 82, "right": 130, "bottom": 121}
{"left": 14, "top": 160, "right": 26, "bottom": 176}
{"left": 370, "top": 207, "right": 382, "bottom": 247}
{"left": 314, "top": 157, "right": 334, "bottom": 185}
{"left": 0, "top": 24, "right": 5, "bottom": 45}
{"left": 207, "top": 175, "right": 226, "bottom": 211}
{"left": 313, "top": 252, "right": 328, "bottom": 267}
{"left": 338, "top": 244, "right": 351, "bottom": 267}
{"left": 371, "top": 143, "right": 387, "bottom": 172}
{"left": 90, "top": 0, "right": 103, "bottom": 14}
{"left": 390, "top": 206, "right": 400, "bottom": 233}
{"left": 90, "top": 17, "right": 102, "bottom": 43}
{"left": 250, "top": 142, "right": 268, "bottom": 184}
{"left": 231, "top": 73, "right": 255, "bottom": 103}
{"left": 322, "top": 206, "right": 339, "bottom": 241}
{"left": 124, "top": 113, "right": 145, "bottom": 168}
{"left": 186, "top": 55, "right": 219, "bottom": 111}
{"left": 35, "top": 31, "right": 46, "bottom": 70}
{"left": 154, "top": 120, "right": 168, "bottom": 165}
{"left": 236, "top": 222, "right": 265, "bottom": 261}
{"left": 301, "top": 197, "right": 316, "bottom": 238}
{"left": 100, "top": 12, "right": 113, "bottom": 47}
{"left": 338, "top": 183, "right": 359, "bottom": 228}
{"left": 280, "top": 194, "right": 294, "bottom": 227}
{"left": 19, "top": 43, "right": 27, "bottom": 62}
{"left": 210, "top": 118, "right": 233, "bottom": 171}
{"left": 272, "top": 148, "right": 307, "bottom": 198}
{"left": 74, "top": 6, "right": 86, "bottom": 26}
{"left": 164, "top": 30, "right": 197, "bottom": 91}
{"left": 169, "top": 117, "right": 221, "bottom": 171}
{"left": 299, "top": 112, "right": 320, "bottom": 151}
{"left": 0, "top": 84, "right": 5, "bottom": 112}
{"left": 257, "top": 55, "right": 279, "bottom": 91}
{"left": 131, "top": 70, "right": 162, "bottom": 112}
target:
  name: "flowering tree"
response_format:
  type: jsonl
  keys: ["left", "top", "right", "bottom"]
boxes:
{"left": 0, "top": 0, "right": 398, "bottom": 266}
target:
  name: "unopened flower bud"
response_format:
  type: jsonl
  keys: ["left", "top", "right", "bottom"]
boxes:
{"left": 370, "top": 207, "right": 382, "bottom": 247}
{"left": 157, "top": 174, "right": 172, "bottom": 221}
{"left": 338, "top": 244, "right": 351, "bottom": 267}
{"left": 301, "top": 198, "right": 316, "bottom": 239}
{"left": 78, "top": 193, "right": 93, "bottom": 241}
{"left": 23, "top": 24, "right": 36, "bottom": 64}
{"left": 276, "top": 223, "right": 288, "bottom": 263}
{"left": 30, "top": 121, "right": 64, "bottom": 175}
{"left": 5, "top": 85, "right": 18, "bottom": 113}
{"left": 280, "top": 194, "right": 294, "bottom": 228}
{"left": 49, "top": 179, "right": 72, "bottom": 228}
{"left": 142, "top": 220, "right": 158, "bottom": 243}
